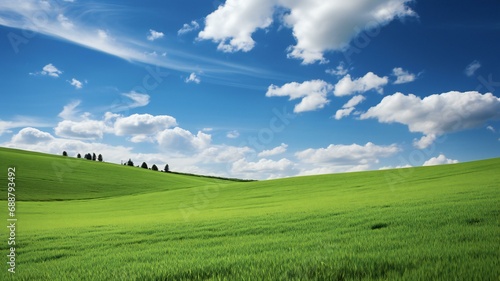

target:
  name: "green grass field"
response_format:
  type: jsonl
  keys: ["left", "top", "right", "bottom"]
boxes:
{"left": 0, "top": 147, "right": 499, "bottom": 280}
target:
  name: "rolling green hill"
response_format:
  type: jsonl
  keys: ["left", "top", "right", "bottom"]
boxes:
{"left": 0, "top": 147, "right": 499, "bottom": 280}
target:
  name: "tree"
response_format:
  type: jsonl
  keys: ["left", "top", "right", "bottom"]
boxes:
{"left": 92, "top": 153, "right": 96, "bottom": 161}
{"left": 98, "top": 154, "right": 103, "bottom": 162}
{"left": 164, "top": 164, "right": 169, "bottom": 173}
{"left": 141, "top": 162, "right": 148, "bottom": 169}
{"left": 152, "top": 164, "right": 158, "bottom": 171}
{"left": 62, "top": 151, "right": 68, "bottom": 156}
{"left": 77, "top": 153, "right": 81, "bottom": 159}
{"left": 85, "top": 153, "right": 92, "bottom": 160}
{"left": 127, "top": 159, "right": 134, "bottom": 167}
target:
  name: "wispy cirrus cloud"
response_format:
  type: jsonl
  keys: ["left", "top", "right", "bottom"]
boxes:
{"left": 464, "top": 60, "right": 481, "bottom": 77}
{"left": 0, "top": 0, "right": 273, "bottom": 79}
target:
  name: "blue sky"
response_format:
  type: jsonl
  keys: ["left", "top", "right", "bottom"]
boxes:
{"left": 1, "top": 0, "right": 499, "bottom": 179}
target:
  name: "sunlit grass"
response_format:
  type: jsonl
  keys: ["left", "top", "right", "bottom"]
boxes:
{"left": 0, "top": 147, "right": 499, "bottom": 280}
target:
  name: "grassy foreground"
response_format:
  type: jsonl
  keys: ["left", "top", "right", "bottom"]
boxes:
{"left": 0, "top": 147, "right": 499, "bottom": 280}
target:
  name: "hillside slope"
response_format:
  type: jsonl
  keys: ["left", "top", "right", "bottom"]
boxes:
{"left": 0, "top": 147, "right": 499, "bottom": 280}
{"left": 0, "top": 147, "right": 231, "bottom": 201}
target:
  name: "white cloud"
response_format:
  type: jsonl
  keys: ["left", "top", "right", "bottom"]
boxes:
{"left": 413, "top": 134, "right": 437, "bottom": 150}
{"left": 486, "top": 125, "right": 495, "bottom": 133}
{"left": 69, "top": 78, "right": 83, "bottom": 89}
{"left": 258, "top": 143, "right": 288, "bottom": 157}
{"left": 226, "top": 130, "right": 240, "bottom": 139}
{"left": 114, "top": 114, "right": 177, "bottom": 136}
{"left": 122, "top": 92, "right": 150, "bottom": 108}
{"left": 231, "top": 158, "right": 297, "bottom": 179}
{"left": 361, "top": 91, "right": 500, "bottom": 148}
{"left": 147, "top": 29, "right": 164, "bottom": 41}
{"left": 199, "top": 145, "right": 252, "bottom": 163}
{"left": 156, "top": 128, "right": 211, "bottom": 154}
{"left": 11, "top": 127, "right": 54, "bottom": 144}
{"left": 326, "top": 62, "right": 350, "bottom": 77}
{"left": 344, "top": 95, "right": 366, "bottom": 108}
{"left": 97, "top": 29, "right": 108, "bottom": 39}
{"left": 129, "top": 135, "right": 155, "bottom": 143}
{"left": 295, "top": 142, "right": 399, "bottom": 176}
{"left": 379, "top": 164, "right": 412, "bottom": 170}
{"left": 198, "top": 0, "right": 275, "bottom": 52}
{"left": 266, "top": 80, "right": 333, "bottom": 113}
{"left": 334, "top": 72, "right": 388, "bottom": 97}
{"left": 198, "top": 0, "right": 415, "bottom": 63}
{"left": 54, "top": 119, "right": 110, "bottom": 139}
{"left": 465, "top": 60, "right": 481, "bottom": 77}
{"left": 178, "top": 20, "right": 200, "bottom": 35}
{"left": 334, "top": 108, "right": 355, "bottom": 120}
{"left": 185, "top": 72, "right": 201, "bottom": 84}
{"left": 423, "top": 154, "right": 459, "bottom": 166}
{"left": 334, "top": 95, "right": 366, "bottom": 120}
{"left": 57, "top": 14, "right": 73, "bottom": 29}
{"left": 37, "top": 63, "right": 62, "bottom": 77}
{"left": 296, "top": 142, "right": 399, "bottom": 165}
{"left": 392, "top": 67, "right": 416, "bottom": 84}
{"left": 58, "top": 100, "right": 81, "bottom": 120}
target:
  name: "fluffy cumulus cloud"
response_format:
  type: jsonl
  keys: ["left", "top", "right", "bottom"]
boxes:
{"left": 361, "top": 91, "right": 500, "bottom": 148}
{"left": 392, "top": 67, "right": 416, "bottom": 84}
{"left": 296, "top": 142, "right": 399, "bottom": 164}
{"left": 258, "top": 143, "right": 288, "bottom": 157}
{"left": 32, "top": 63, "right": 62, "bottom": 77}
{"left": 156, "top": 127, "right": 211, "bottom": 154}
{"left": 266, "top": 80, "right": 333, "bottom": 113}
{"left": 334, "top": 95, "right": 366, "bottom": 120}
{"left": 423, "top": 154, "right": 459, "bottom": 166}
{"left": 54, "top": 120, "right": 110, "bottom": 139}
{"left": 198, "top": 0, "right": 415, "bottom": 63}
{"left": 199, "top": 145, "right": 252, "bottom": 163}
{"left": 147, "top": 29, "right": 164, "bottom": 41}
{"left": 295, "top": 142, "right": 399, "bottom": 175}
{"left": 11, "top": 127, "right": 54, "bottom": 144}
{"left": 231, "top": 158, "right": 297, "bottom": 179}
{"left": 198, "top": 0, "right": 275, "bottom": 52}
{"left": 114, "top": 114, "right": 177, "bottom": 136}
{"left": 334, "top": 72, "right": 388, "bottom": 97}
{"left": 465, "top": 60, "right": 481, "bottom": 77}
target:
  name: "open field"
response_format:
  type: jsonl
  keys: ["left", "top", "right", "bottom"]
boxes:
{"left": 1, "top": 147, "right": 499, "bottom": 280}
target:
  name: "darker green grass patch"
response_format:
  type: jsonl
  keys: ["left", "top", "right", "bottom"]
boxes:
{"left": 465, "top": 218, "right": 482, "bottom": 225}
{"left": 370, "top": 223, "right": 389, "bottom": 230}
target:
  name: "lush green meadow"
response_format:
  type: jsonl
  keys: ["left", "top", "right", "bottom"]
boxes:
{"left": 0, "top": 147, "right": 499, "bottom": 280}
